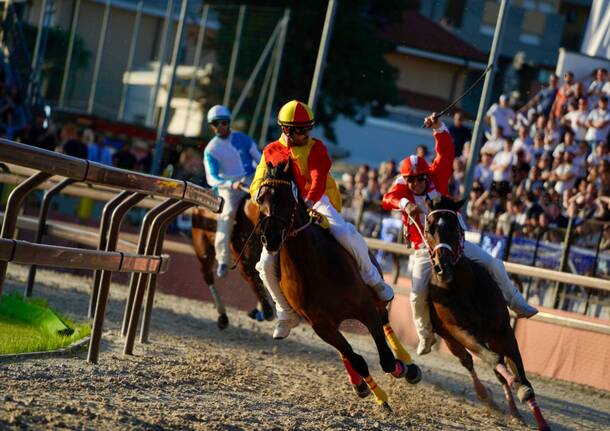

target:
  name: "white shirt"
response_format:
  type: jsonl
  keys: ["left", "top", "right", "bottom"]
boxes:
{"left": 492, "top": 150, "right": 515, "bottom": 182}
{"left": 486, "top": 104, "right": 515, "bottom": 137}
{"left": 563, "top": 110, "right": 588, "bottom": 141}
{"left": 554, "top": 163, "right": 577, "bottom": 194}
{"left": 203, "top": 132, "right": 261, "bottom": 188}
{"left": 585, "top": 108, "right": 610, "bottom": 142}
{"left": 513, "top": 137, "right": 533, "bottom": 160}
{"left": 481, "top": 138, "right": 505, "bottom": 156}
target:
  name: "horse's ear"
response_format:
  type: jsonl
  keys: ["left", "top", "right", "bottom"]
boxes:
{"left": 453, "top": 198, "right": 467, "bottom": 211}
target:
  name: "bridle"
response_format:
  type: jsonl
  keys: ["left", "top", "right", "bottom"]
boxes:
{"left": 406, "top": 208, "right": 465, "bottom": 265}
{"left": 258, "top": 178, "right": 313, "bottom": 248}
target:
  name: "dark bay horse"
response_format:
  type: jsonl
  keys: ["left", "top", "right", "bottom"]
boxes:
{"left": 424, "top": 196, "right": 550, "bottom": 430}
{"left": 191, "top": 197, "right": 273, "bottom": 329}
{"left": 256, "top": 161, "right": 421, "bottom": 410}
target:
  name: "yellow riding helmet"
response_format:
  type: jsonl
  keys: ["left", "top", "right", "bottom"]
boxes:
{"left": 277, "top": 100, "right": 315, "bottom": 127}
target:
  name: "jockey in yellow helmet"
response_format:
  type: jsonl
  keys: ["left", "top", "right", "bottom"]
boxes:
{"left": 250, "top": 100, "right": 394, "bottom": 339}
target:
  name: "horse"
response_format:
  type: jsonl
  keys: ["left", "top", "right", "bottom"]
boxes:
{"left": 256, "top": 161, "right": 421, "bottom": 410}
{"left": 191, "top": 196, "right": 274, "bottom": 329}
{"left": 423, "top": 195, "right": 550, "bottom": 430}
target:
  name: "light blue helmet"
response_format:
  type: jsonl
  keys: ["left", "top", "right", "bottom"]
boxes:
{"left": 207, "top": 105, "right": 232, "bottom": 124}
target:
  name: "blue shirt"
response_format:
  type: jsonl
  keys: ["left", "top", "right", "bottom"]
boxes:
{"left": 203, "top": 131, "right": 261, "bottom": 188}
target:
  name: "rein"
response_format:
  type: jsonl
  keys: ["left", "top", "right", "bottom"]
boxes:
{"left": 406, "top": 208, "right": 465, "bottom": 264}
{"left": 258, "top": 178, "right": 314, "bottom": 248}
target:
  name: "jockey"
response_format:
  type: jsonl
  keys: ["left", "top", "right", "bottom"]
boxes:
{"left": 382, "top": 113, "right": 538, "bottom": 356}
{"left": 203, "top": 105, "right": 261, "bottom": 278}
{"left": 251, "top": 100, "right": 395, "bottom": 339}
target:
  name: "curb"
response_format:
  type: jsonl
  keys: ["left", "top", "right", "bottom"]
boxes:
{"left": 0, "top": 336, "right": 90, "bottom": 363}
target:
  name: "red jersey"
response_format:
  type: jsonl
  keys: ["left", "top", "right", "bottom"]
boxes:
{"left": 381, "top": 125, "right": 455, "bottom": 248}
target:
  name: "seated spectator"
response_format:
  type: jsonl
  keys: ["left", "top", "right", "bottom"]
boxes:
{"left": 553, "top": 129, "right": 577, "bottom": 159}
{"left": 448, "top": 111, "right": 471, "bottom": 156}
{"left": 416, "top": 144, "right": 430, "bottom": 162}
{"left": 551, "top": 151, "right": 577, "bottom": 195}
{"left": 530, "top": 132, "right": 546, "bottom": 160}
{"left": 60, "top": 124, "right": 87, "bottom": 159}
{"left": 587, "top": 67, "right": 608, "bottom": 107}
{"left": 545, "top": 202, "right": 569, "bottom": 229}
{"left": 486, "top": 94, "right": 515, "bottom": 138}
{"left": 551, "top": 71, "right": 575, "bottom": 119}
{"left": 513, "top": 126, "right": 533, "bottom": 161}
{"left": 587, "top": 141, "right": 609, "bottom": 167}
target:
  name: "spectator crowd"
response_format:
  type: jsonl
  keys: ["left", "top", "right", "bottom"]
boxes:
{"left": 339, "top": 68, "right": 610, "bottom": 253}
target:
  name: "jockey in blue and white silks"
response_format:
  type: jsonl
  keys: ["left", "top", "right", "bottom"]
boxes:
{"left": 203, "top": 105, "right": 261, "bottom": 278}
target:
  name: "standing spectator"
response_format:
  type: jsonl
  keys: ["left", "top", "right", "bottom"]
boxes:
{"left": 585, "top": 96, "right": 610, "bottom": 150}
{"left": 486, "top": 94, "right": 515, "bottom": 137}
{"left": 551, "top": 151, "right": 577, "bottom": 195}
{"left": 474, "top": 150, "right": 494, "bottom": 191}
{"left": 588, "top": 68, "right": 608, "bottom": 107}
{"left": 513, "top": 126, "right": 533, "bottom": 160}
{"left": 416, "top": 144, "right": 430, "bottom": 162}
{"left": 24, "top": 110, "right": 56, "bottom": 151}
{"left": 534, "top": 73, "right": 559, "bottom": 117}
{"left": 87, "top": 134, "right": 113, "bottom": 166}
{"left": 553, "top": 129, "right": 577, "bottom": 158}
{"left": 562, "top": 98, "right": 589, "bottom": 143}
{"left": 587, "top": 141, "right": 609, "bottom": 167}
{"left": 490, "top": 138, "right": 515, "bottom": 196}
{"left": 448, "top": 111, "right": 471, "bottom": 157}
{"left": 481, "top": 125, "right": 506, "bottom": 155}
{"left": 60, "top": 124, "right": 87, "bottom": 159}
{"left": 551, "top": 71, "right": 575, "bottom": 119}
{"left": 113, "top": 141, "right": 136, "bottom": 169}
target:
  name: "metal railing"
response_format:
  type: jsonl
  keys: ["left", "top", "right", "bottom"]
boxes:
{"left": 0, "top": 139, "right": 222, "bottom": 364}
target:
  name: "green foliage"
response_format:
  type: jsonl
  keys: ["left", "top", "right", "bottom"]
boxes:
{"left": 21, "top": 22, "right": 91, "bottom": 101}
{"left": 205, "top": 1, "right": 413, "bottom": 143}
{"left": 0, "top": 294, "right": 90, "bottom": 355}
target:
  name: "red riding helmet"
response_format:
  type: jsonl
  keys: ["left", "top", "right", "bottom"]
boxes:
{"left": 400, "top": 155, "right": 430, "bottom": 177}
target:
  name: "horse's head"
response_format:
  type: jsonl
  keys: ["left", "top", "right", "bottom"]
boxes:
{"left": 424, "top": 195, "right": 466, "bottom": 284}
{"left": 256, "top": 161, "right": 302, "bottom": 253}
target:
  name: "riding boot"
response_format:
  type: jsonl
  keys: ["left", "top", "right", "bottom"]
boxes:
{"left": 410, "top": 292, "right": 436, "bottom": 355}
{"left": 255, "top": 248, "right": 299, "bottom": 339}
{"left": 463, "top": 241, "right": 538, "bottom": 318}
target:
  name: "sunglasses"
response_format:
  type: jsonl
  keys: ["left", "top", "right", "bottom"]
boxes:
{"left": 290, "top": 126, "right": 312, "bottom": 136}
{"left": 406, "top": 175, "right": 428, "bottom": 184}
{"left": 211, "top": 120, "right": 229, "bottom": 127}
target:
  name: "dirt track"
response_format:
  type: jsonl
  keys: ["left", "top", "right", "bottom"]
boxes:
{"left": 1, "top": 264, "right": 609, "bottom": 431}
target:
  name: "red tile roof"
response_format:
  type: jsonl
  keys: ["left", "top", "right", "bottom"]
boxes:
{"left": 380, "top": 11, "right": 487, "bottom": 63}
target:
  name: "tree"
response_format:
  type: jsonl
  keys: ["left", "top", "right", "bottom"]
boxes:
{"left": 205, "top": 0, "right": 413, "bottom": 143}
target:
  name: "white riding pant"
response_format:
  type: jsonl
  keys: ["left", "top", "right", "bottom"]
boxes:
{"left": 215, "top": 186, "right": 248, "bottom": 266}
{"left": 256, "top": 194, "right": 383, "bottom": 320}
{"left": 411, "top": 240, "right": 523, "bottom": 341}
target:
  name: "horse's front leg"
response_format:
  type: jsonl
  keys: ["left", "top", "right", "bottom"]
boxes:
{"left": 312, "top": 324, "right": 391, "bottom": 411}
{"left": 379, "top": 307, "right": 421, "bottom": 384}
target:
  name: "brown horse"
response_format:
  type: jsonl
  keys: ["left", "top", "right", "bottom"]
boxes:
{"left": 191, "top": 196, "right": 274, "bottom": 329}
{"left": 424, "top": 195, "right": 550, "bottom": 430}
{"left": 256, "top": 161, "right": 421, "bottom": 410}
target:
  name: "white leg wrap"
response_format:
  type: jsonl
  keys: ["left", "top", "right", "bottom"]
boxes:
{"left": 255, "top": 248, "right": 295, "bottom": 320}
{"left": 214, "top": 187, "right": 246, "bottom": 265}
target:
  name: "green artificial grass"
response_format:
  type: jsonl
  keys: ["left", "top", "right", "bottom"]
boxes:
{"left": 0, "top": 295, "right": 91, "bottom": 355}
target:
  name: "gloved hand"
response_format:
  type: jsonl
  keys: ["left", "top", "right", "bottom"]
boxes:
{"left": 399, "top": 198, "right": 420, "bottom": 218}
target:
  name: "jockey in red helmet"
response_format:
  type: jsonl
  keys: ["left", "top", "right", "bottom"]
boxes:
{"left": 382, "top": 113, "right": 538, "bottom": 356}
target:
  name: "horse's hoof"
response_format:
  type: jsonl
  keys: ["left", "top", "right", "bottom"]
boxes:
{"left": 405, "top": 363, "right": 422, "bottom": 384}
{"left": 379, "top": 401, "right": 392, "bottom": 413}
{"left": 217, "top": 314, "right": 229, "bottom": 330}
{"left": 391, "top": 359, "right": 407, "bottom": 378}
{"left": 247, "top": 308, "right": 258, "bottom": 319}
{"left": 516, "top": 385, "right": 534, "bottom": 403}
{"left": 352, "top": 381, "right": 371, "bottom": 398}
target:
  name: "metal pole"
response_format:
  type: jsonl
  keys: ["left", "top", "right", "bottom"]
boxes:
{"left": 462, "top": 0, "right": 510, "bottom": 199}
{"left": 150, "top": 0, "right": 189, "bottom": 176}
{"left": 308, "top": 0, "right": 337, "bottom": 113}
{"left": 183, "top": 4, "right": 209, "bottom": 135}
{"left": 249, "top": 49, "right": 274, "bottom": 138}
{"left": 117, "top": 0, "right": 144, "bottom": 121}
{"left": 28, "top": 0, "right": 50, "bottom": 106}
{"left": 223, "top": 5, "right": 246, "bottom": 107}
{"left": 259, "top": 8, "right": 289, "bottom": 146}
{"left": 552, "top": 217, "right": 574, "bottom": 309}
{"left": 146, "top": 0, "right": 175, "bottom": 127}
{"left": 88, "top": 0, "right": 111, "bottom": 114}
{"left": 232, "top": 20, "right": 281, "bottom": 118}
{"left": 58, "top": 0, "right": 81, "bottom": 107}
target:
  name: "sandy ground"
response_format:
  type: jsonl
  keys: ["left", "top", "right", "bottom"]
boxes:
{"left": 1, "top": 264, "right": 609, "bottom": 431}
